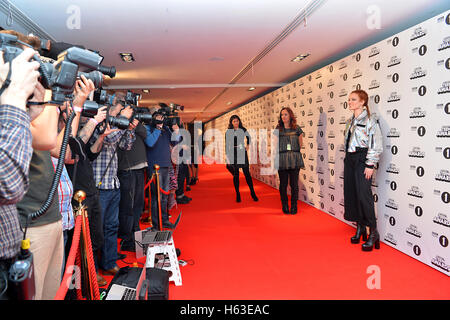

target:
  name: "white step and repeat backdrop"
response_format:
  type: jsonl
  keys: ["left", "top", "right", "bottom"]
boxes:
{"left": 204, "top": 10, "right": 450, "bottom": 275}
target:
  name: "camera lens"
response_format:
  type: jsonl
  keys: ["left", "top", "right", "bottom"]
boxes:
{"left": 78, "top": 71, "right": 103, "bottom": 88}
{"left": 108, "top": 115, "right": 129, "bottom": 129}
{"left": 98, "top": 65, "right": 116, "bottom": 78}
{"left": 81, "top": 100, "right": 100, "bottom": 118}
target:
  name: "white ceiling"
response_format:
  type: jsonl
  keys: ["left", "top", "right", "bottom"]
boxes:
{"left": 7, "top": 0, "right": 450, "bottom": 123}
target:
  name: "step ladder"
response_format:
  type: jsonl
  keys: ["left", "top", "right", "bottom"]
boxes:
{"left": 144, "top": 235, "right": 182, "bottom": 286}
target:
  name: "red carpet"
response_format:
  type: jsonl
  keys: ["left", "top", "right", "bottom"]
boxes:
{"left": 106, "top": 163, "right": 449, "bottom": 300}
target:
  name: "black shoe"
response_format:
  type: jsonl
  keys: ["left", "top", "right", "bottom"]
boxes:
{"left": 282, "top": 202, "right": 289, "bottom": 214}
{"left": 163, "top": 221, "right": 175, "bottom": 229}
{"left": 236, "top": 193, "right": 241, "bottom": 203}
{"left": 362, "top": 227, "right": 380, "bottom": 251}
{"left": 182, "top": 195, "right": 192, "bottom": 201}
{"left": 177, "top": 197, "right": 190, "bottom": 204}
{"left": 351, "top": 224, "right": 368, "bottom": 244}
{"left": 186, "top": 186, "right": 191, "bottom": 191}
{"left": 120, "top": 243, "right": 136, "bottom": 252}
{"left": 117, "top": 253, "right": 127, "bottom": 260}
{"left": 290, "top": 203, "right": 297, "bottom": 215}
{"left": 251, "top": 192, "right": 258, "bottom": 202}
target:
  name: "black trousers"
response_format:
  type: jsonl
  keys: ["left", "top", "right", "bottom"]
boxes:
{"left": 278, "top": 168, "right": 300, "bottom": 204}
{"left": 229, "top": 164, "right": 255, "bottom": 195}
{"left": 118, "top": 168, "right": 146, "bottom": 246}
{"left": 343, "top": 149, "right": 377, "bottom": 228}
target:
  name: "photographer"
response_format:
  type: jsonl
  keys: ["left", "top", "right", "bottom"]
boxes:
{"left": 117, "top": 113, "right": 148, "bottom": 252}
{"left": 89, "top": 94, "right": 135, "bottom": 276}
{"left": 0, "top": 47, "right": 40, "bottom": 300}
{"left": 16, "top": 77, "right": 93, "bottom": 300}
{"left": 144, "top": 107, "right": 181, "bottom": 230}
{"left": 66, "top": 105, "right": 108, "bottom": 286}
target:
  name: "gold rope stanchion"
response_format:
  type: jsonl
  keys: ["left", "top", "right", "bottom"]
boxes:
{"left": 154, "top": 164, "right": 163, "bottom": 231}
{"left": 73, "top": 190, "right": 98, "bottom": 300}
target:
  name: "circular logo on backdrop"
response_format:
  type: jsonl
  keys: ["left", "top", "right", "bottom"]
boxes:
{"left": 374, "top": 95, "right": 380, "bottom": 104}
{"left": 392, "top": 109, "right": 399, "bottom": 119}
{"left": 446, "top": 13, "right": 450, "bottom": 24}
{"left": 413, "top": 245, "right": 421, "bottom": 256}
{"left": 343, "top": 73, "right": 348, "bottom": 81}
{"left": 356, "top": 84, "right": 362, "bottom": 90}
{"left": 330, "top": 169, "right": 335, "bottom": 177}
{"left": 356, "top": 53, "right": 361, "bottom": 62}
{"left": 343, "top": 102, "right": 348, "bottom": 109}
{"left": 373, "top": 194, "right": 378, "bottom": 203}
{"left": 439, "top": 235, "right": 449, "bottom": 248}
{"left": 417, "top": 126, "right": 426, "bottom": 137}
{"left": 446, "top": 58, "right": 450, "bottom": 70}
{"left": 418, "top": 86, "right": 427, "bottom": 96}
{"left": 329, "top": 65, "right": 334, "bottom": 72}
{"left": 331, "top": 194, "right": 335, "bottom": 201}
{"left": 391, "top": 145, "right": 398, "bottom": 155}
{"left": 389, "top": 216, "right": 396, "bottom": 226}
{"left": 374, "top": 62, "right": 380, "bottom": 70}
{"left": 444, "top": 147, "right": 450, "bottom": 159}
{"left": 318, "top": 82, "right": 322, "bottom": 89}
{"left": 415, "top": 206, "right": 423, "bottom": 217}
{"left": 392, "top": 73, "right": 399, "bottom": 83}
{"left": 444, "top": 103, "right": 450, "bottom": 115}
{"left": 390, "top": 181, "right": 397, "bottom": 191}
{"left": 419, "top": 45, "right": 427, "bottom": 56}
{"left": 416, "top": 166, "right": 425, "bottom": 177}
{"left": 442, "top": 192, "right": 450, "bottom": 204}
{"left": 329, "top": 91, "right": 334, "bottom": 98}
{"left": 392, "top": 37, "right": 399, "bottom": 47}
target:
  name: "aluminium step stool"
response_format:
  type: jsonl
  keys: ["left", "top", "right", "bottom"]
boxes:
{"left": 144, "top": 235, "right": 182, "bottom": 286}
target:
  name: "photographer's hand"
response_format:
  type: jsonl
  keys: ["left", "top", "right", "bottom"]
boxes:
{"left": 73, "top": 75, "right": 95, "bottom": 110}
{"left": 120, "top": 105, "right": 133, "bottom": 119}
{"left": 0, "top": 48, "right": 40, "bottom": 111}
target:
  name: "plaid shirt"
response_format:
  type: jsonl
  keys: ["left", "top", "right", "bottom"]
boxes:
{"left": 51, "top": 157, "right": 74, "bottom": 231}
{"left": 0, "top": 105, "right": 33, "bottom": 259}
{"left": 91, "top": 128, "right": 135, "bottom": 190}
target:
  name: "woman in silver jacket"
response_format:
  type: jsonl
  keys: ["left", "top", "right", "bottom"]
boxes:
{"left": 343, "top": 90, "right": 383, "bottom": 251}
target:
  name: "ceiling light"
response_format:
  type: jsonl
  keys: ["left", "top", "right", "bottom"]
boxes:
{"left": 227, "top": 102, "right": 233, "bottom": 105}
{"left": 291, "top": 53, "right": 310, "bottom": 62}
{"left": 142, "top": 89, "right": 149, "bottom": 93}
{"left": 248, "top": 87, "right": 256, "bottom": 91}
{"left": 119, "top": 52, "right": 135, "bottom": 62}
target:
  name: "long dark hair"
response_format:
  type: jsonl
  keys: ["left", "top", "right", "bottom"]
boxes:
{"left": 276, "top": 107, "right": 297, "bottom": 130}
{"left": 350, "top": 89, "right": 370, "bottom": 117}
{"left": 228, "top": 115, "right": 246, "bottom": 131}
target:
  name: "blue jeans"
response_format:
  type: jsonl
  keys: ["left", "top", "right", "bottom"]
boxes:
{"left": 148, "top": 166, "right": 169, "bottom": 230}
{"left": 98, "top": 188, "right": 121, "bottom": 270}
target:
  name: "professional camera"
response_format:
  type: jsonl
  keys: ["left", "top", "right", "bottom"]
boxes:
{"left": 156, "top": 102, "right": 183, "bottom": 127}
{"left": 0, "top": 33, "right": 115, "bottom": 104}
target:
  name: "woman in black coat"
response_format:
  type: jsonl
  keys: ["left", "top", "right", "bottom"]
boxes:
{"left": 225, "top": 115, "right": 258, "bottom": 202}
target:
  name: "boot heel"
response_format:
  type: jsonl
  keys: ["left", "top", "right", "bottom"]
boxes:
{"left": 374, "top": 239, "right": 380, "bottom": 250}
{"left": 362, "top": 232, "right": 368, "bottom": 242}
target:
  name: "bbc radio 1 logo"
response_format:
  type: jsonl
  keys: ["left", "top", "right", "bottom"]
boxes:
{"left": 432, "top": 231, "right": 449, "bottom": 248}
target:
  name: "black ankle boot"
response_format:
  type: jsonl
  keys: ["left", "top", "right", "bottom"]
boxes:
{"left": 351, "top": 224, "right": 368, "bottom": 244}
{"left": 362, "top": 227, "right": 380, "bottom": 251}
{"left": 282, "top": 201, "right": 289, "bottom": 214}
{"left": 236, "top": 193, "right": 241, "bottom": 203}
{"left": 251, "top": 191, "right": 258, "bottom": 202}
{"left": 290, "top": 200, "right": 297, "bottom": 215}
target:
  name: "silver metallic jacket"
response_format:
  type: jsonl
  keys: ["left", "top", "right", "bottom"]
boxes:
{"left": 344, "top": 108, "right": 383, "bottom": 167}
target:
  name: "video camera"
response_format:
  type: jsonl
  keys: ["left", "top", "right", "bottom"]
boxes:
{"left": 155, "top": 102, "right": 184, "bottom": 127}
{"left": 0, "top": 33, "right": 116, "bottom": 104}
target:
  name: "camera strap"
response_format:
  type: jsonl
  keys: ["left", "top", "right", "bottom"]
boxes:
{"left": 0, "top": 63, "right": 13, "bottom": 96}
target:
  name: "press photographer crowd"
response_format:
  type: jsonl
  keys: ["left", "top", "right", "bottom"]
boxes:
{"left": 0, "top": 30, "right": 200, "bottom": 300}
